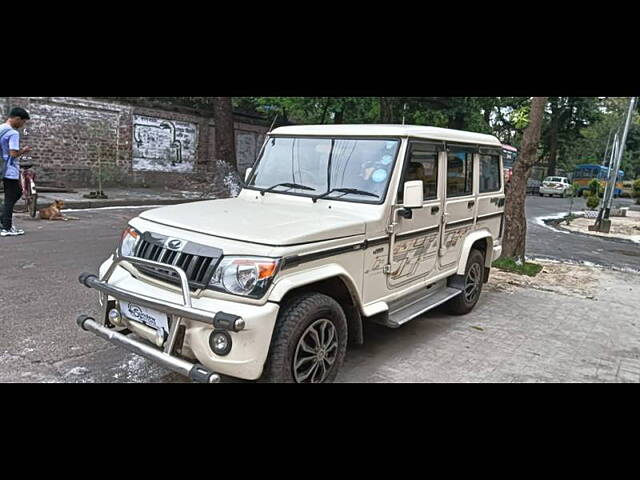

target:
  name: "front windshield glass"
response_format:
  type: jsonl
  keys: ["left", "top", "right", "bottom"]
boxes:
{"left": 247, "top": 137, "right": 401, "bottom": 203}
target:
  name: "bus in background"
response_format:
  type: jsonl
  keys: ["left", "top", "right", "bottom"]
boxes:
{"left": 502, "top": 144, "right": 544, "bottom": 194}
{"left": 502, "top": 144, "right": 518, "bottom": 185}
{"left": 573, "top": 164, "right": 624, "bottom": 197}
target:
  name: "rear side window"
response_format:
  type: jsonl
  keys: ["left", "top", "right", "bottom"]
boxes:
{"left": 479, "top": 154, "right": 501, "bottom": 193}
{"left": 398, "top": 143, "right": 439, "bottom": 203}
{"left": 447, "top": 150, "right": 474, "bottom": 197}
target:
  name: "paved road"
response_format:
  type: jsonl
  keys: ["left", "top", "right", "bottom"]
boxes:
{"left": 525, "top": 195, "right": 639, "bottom": 272}
{"left": 0, "top": 200, "right": 638, "bottom": 383}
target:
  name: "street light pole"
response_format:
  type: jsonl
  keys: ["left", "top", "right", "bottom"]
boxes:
{"left": 592, "top": 96, "right": 637, "bottom": 232}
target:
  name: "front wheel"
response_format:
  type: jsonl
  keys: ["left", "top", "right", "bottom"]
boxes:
{"left": 26, "top": 192, "right": 38, "bottom": 218}
{"left": 261, "top": 293, "right": 348, "bottom": 383}
{"left": 446, "top": 249, "right": 485, "bottom": 315}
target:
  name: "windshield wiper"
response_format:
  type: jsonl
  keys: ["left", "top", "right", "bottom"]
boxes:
{"left": 312, "top": 188, "right": 379, "bottom": 203}
{"left": 259, "top": 182, "right": 316, "bottom": 196}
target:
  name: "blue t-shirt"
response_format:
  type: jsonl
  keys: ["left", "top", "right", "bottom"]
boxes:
{"left": 1, "top": 125, "right": 20, "bottom": 180}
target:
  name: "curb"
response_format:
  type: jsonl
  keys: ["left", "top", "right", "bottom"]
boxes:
{"left": 42, "top": 197, "right": 213, "bottom": 210}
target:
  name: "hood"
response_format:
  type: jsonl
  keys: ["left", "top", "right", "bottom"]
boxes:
{"left": 139, "top": 197, "right": 366, "bottom": 246}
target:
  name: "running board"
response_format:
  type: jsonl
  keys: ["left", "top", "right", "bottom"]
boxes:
{"left": 371, "top": 286, "right": 462, "bottom": 329}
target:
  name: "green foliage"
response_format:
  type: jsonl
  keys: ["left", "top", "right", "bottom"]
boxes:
{"left": 586, "top": 194, "right": 600, "bottom": 209}
{"left": 233, "top": 97, "right": 531, "bottom": 144}
{"left": 572, "top": 182, "right": 581, "bottom": 195}
{"left": 570, "top": 97, "right": 640, "bottom": 178}
{"left": 492, "top": 257, "right": 543, "bottom": 277}
{"left": 588, "top": 178, "right": 601, "bottom": 195}
{"left": 633, "top": 178, "right": 640, "bottom": 204}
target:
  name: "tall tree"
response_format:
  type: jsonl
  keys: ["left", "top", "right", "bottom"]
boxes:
{"left": 379, "top": 97, "right": 395, "bottom": 123}
{"left": 503, "top": 97, "right": 549, "bottom": 261}
{"left": 214, "top": 97, "right": 237, "bottom": 171}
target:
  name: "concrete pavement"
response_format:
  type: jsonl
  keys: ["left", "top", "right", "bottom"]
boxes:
{"left": 0, "top": 200, "right": 638, "bottom": 383}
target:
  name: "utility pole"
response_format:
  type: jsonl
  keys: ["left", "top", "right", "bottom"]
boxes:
{"left": 602, "top": 127, "right": 614, "bottom": 166}
{"left": 592, "top": 96, "right": 637, "bottom": 232}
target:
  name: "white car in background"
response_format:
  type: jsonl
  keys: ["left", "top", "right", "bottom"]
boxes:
{"left": 539, "top": 176, "right": 573, "bottom": 198}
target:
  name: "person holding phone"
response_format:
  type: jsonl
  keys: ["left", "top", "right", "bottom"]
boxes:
{"left": 1, "top": 107, "right": 31, "bottom": 237}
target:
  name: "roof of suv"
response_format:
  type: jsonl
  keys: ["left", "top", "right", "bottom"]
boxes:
{"left": 270, "top": 124, "right": 503, "bottom": 147}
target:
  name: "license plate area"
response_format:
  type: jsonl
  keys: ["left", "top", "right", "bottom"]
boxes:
{"left": 121, "top": 301, "right": 170, "bottom": 335}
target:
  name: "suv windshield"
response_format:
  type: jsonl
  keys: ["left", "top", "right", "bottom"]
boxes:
{"left": 246, "top": 137, "right": 401, "bottom": 204}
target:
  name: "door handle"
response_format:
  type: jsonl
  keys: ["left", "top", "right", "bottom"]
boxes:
{"left": 467, "top": 201, "right": 475, "bottom": 208}
{"left": 431, "top": 206, "right": 440, "bottom": 214}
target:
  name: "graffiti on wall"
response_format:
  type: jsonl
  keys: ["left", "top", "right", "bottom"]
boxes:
{"left": 133, "top": 115, "right": 198, "bottom": 172}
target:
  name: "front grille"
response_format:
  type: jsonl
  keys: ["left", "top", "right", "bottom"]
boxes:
{"left": 133, "top": 232, "right": 223, "bottom": 290}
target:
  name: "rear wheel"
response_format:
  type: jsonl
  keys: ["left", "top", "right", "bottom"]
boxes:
{"left": 446, "top": 249, "right": 485, "bottom": 315}
{"left": 261, "top": 293, "right": 348, "bottom": 383}
{"left": 26, "top": 192, "right": 38, "bottom": 218}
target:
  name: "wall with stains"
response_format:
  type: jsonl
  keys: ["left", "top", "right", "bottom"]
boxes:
{"left": 1, "top": 97, "right": 269, "bottom": 192}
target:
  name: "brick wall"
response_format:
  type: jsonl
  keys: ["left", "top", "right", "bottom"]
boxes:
{"left": 2, "top": 97, "right": 269, "bottom": 193}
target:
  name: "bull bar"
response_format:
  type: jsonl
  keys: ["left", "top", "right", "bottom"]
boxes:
{"left": 76, "top": 254, "right": 244, "bottom": 383}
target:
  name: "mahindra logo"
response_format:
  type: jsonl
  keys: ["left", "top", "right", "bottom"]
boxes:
{"left": 166, "top": 239, "right": 184, "bottom": 251}
{"left": 127, "top": 304, "right": 142, "bottom": 319}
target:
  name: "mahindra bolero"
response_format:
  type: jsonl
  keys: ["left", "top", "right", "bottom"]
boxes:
{"left": 76, "top": 125, "right": 505, "bottom": 383}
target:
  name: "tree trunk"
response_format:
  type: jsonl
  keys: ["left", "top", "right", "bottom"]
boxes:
{"left": 319, "top": 98, "right": 330, "bottom": 124}
{"left": 334, "top": 109, "right": 344, "bottom": 124}
{"left": 448, "top": 111, "right": 466, "bottom": 130}
{"left": 503, "top": 97, "right": 549, "bottom": 261}
{"left": 379, "top": 97, "right": 394, "bottom": 123}
{"left": 213, "top": 97, "right": 237, "bottom": 171}
{"left": 547, "top": 102, "right": 560, "bottom": 176}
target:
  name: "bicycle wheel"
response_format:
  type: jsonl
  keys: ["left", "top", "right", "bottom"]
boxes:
{"left": 27, "top": 193, "right": 38, "bottom": 218}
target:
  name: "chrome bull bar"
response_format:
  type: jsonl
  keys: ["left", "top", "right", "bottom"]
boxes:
{"left": 76, "top": 315, "right": 220, "bottom": 383}
{"left": 76, "top": 254, "right": 243, "bottom": 383}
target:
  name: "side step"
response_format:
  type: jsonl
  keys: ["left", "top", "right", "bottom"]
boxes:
{"left": 371, "top": 285, "right": 462, "bottom": 328}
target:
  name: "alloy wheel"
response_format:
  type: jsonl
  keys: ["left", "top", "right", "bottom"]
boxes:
{"left": 293, "top": 319, "right": 339, "bottom": 383}
{"left": 464, "top": 263, "right": 482, "bottom": 304}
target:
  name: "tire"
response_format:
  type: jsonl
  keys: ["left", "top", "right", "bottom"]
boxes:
{"left": 446, "top": 249, "right": 485, "bottom": 316}
{"left": 539, "top": 192, "right": 543, "bottom": 197}
{"left": 260, "top": 293, "right": 348, "bottom": 383}
{"left": 27, "top": 193, "right": 38, "bottom": 218}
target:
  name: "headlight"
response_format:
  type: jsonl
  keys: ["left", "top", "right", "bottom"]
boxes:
{"left": 209, "top": 257, "right": 280, "bottom": 298}
{"left": 120, "top": 226, "right": 140, "bottom": 257}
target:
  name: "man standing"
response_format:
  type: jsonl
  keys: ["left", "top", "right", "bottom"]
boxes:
{"left": 1, "top": 107, "right": 31, "bottom": 237}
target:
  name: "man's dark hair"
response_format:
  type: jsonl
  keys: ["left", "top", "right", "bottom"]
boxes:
{"left": 8, "top": 107, "right": 30, "bottom": 120}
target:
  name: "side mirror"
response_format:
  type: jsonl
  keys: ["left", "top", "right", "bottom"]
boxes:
{"left": 245, "top": 168, "right": 253, "bottom": 182}
{"left": 403, "top": 180, "right": 424, "bottom": 209}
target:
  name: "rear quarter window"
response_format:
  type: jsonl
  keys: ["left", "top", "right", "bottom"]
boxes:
{"left": 479, "top": 154, "right": 501, "bottom": 193}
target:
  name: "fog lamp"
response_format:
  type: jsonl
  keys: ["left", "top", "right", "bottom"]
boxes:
{"left": 108, "top": 308, "right": 123, "bottom": 326}
{"left": 209, "top": 330, "right": 232, "bottom": 356}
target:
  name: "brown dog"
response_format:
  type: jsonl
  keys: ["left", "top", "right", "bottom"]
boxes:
{"left": 39, "top": 200, "right": 68, "bottom": 221}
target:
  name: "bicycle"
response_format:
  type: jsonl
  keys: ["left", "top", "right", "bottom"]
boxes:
{"left": 18, "top": 159, "right": 38, "bottom": 218}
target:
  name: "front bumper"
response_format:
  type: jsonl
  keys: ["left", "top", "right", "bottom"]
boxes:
{"left": 77, "top": 254, "right": 279, "bottom": 381}
{"left": 77, "top": 315, "right": 221, "bottom": 383}
{"left": 539, "top": 187, "right": 566, "bottom": 195}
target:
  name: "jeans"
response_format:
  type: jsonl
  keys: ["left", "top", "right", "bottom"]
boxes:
{"left": 1, "top": 178, "right": 22, "bottom": 230}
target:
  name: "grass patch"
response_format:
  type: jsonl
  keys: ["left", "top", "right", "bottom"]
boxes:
{"left": 492, "top": 257, "right": 543, "bottom": 277}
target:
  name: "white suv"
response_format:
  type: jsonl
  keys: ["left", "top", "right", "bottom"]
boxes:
{"left": 539, "top": 176, "right": 573, "bottom": 198}
{"left": 77, "top": 125, "right": 505, "bottom": 383}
